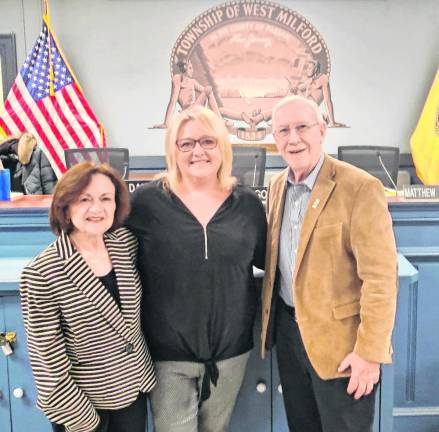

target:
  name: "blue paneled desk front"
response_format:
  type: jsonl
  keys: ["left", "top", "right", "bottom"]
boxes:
{"left": 390, "top": 202, "right": 439, "bottom": 432}
{"left": 0, "top": 197, "right": 434, "bottom": 432}
{"left": 0, "top": 196, "right": 54, "bottom": 432}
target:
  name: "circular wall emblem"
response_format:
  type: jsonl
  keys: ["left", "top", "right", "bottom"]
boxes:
{"left": 154, "top": 0, "right": 346, "bottom": 140}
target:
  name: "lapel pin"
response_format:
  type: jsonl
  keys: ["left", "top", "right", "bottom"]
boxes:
{"left": 312, "top": 199, "right": 320, "bottom": 209}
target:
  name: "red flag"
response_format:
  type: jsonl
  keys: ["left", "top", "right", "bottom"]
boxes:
{"left": 0, "top": 14, "right": 106, "bottom": 178}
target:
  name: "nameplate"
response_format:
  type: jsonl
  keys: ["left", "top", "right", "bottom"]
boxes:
{"left": 125, "top": 181, "right": 267, "bottom": 201}
{"left": 403, "top": 185, "right": 439, "bottom": 200}
{"left": 125, "top": 180, "right": 149, "bottom": 194}
{"left": 251, "top": 186, "right": 267, "bottom": 202}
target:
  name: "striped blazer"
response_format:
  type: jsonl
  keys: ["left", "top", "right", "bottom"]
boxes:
{"left": 20, "top": 227, "right": 156, "bottom": 432}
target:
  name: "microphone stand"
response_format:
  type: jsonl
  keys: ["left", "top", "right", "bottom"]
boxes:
{"left": 252, "top": 154, "right": 259, "bottom": 187}
{"left": 377, "top": 151, "right": 398, "bottom": 191}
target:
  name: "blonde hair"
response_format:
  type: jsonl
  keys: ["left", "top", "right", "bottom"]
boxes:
{"left": 17, "top": 132, "right": 37, "bottom": 165}
{"left": 158, "top": 105, "right": 236, "bottom": 191}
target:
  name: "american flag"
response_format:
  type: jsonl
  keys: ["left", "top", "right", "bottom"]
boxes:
{"left": 0, "top": 16, "right": 105, "bottom": 178}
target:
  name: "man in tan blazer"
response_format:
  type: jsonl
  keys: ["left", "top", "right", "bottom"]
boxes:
{"left": 261, "top": 95, "right": 398, "bottom": 431}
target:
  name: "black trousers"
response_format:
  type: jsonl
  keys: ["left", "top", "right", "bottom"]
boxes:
{"left": 275, "top": 298, "right": 376, "bottom": 432}
{"left": 51, "top": 392, "right": 147, "bottom": 432}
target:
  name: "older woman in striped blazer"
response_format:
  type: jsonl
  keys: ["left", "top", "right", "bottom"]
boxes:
{"left": 20, "top": 162, "right": 156, "bottom": 432}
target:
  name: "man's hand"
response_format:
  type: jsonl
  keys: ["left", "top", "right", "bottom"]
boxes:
{"left": 338, "top": 352, "right": 380, "bottom": 400}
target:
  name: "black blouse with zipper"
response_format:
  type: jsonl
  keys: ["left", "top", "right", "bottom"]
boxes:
{"left": 126, "top": 180, "right": 267, "bottom": 400}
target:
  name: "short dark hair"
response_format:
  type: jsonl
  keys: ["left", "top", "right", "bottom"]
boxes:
{"left": 49, "top": 162, "right": 130, "bottom": 235}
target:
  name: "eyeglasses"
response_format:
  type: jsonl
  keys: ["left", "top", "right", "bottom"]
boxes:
{"left": 274, "top": 123, "right": 319, "bottom": 139}
{"left": 176, "top": 136, "right": 218, "bottom": 152}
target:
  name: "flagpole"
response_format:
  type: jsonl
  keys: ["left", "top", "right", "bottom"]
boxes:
{"left": 43, "top": 0, "right": 55, "bottom": 96}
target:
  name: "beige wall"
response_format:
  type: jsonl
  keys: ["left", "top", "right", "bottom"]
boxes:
{"left": 0, "top": 0, "right": 438, "bottom": 155}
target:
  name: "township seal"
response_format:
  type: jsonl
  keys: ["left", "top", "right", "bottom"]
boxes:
{"left": 153, "top": 0, "right": 347, "bottom": 140}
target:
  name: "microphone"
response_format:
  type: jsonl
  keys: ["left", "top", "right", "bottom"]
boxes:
{"left": 377, "top": 151, "right": 398, "bottom": 191}
{"left": 252, "top": 154, "right": 259, "bottom": 187}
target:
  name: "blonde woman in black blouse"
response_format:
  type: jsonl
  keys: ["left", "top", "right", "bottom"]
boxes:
{"left": 127, "top": 105, "right": 267, "bottom": 432}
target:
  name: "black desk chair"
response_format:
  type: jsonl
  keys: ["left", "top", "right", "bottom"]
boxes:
{"left": 337, "top": 145, "right": 400, "bottom": 188}
{"left": 64, "top": 148, "right": 130, "bottom": 179}
{"left": 232, "top": 146, "right": 266, "bottom": 187}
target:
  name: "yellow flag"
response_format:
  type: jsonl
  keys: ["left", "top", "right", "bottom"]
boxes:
{"left": 410, "top": 68, "right": 439, "bottom": 185}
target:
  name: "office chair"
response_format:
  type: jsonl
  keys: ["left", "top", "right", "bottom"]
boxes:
{"left": 232, "top": 146, "right": 266, "bottom": 187}
{"left": 64, "top": 148, "right": 130, "bottom": 179}
{"left": 337, "top": 145, "right": 400, "bottom": 189}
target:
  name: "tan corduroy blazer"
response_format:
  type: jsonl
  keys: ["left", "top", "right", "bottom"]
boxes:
{"left": 261, "top": 154, "right": 398, "bottom": 379}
